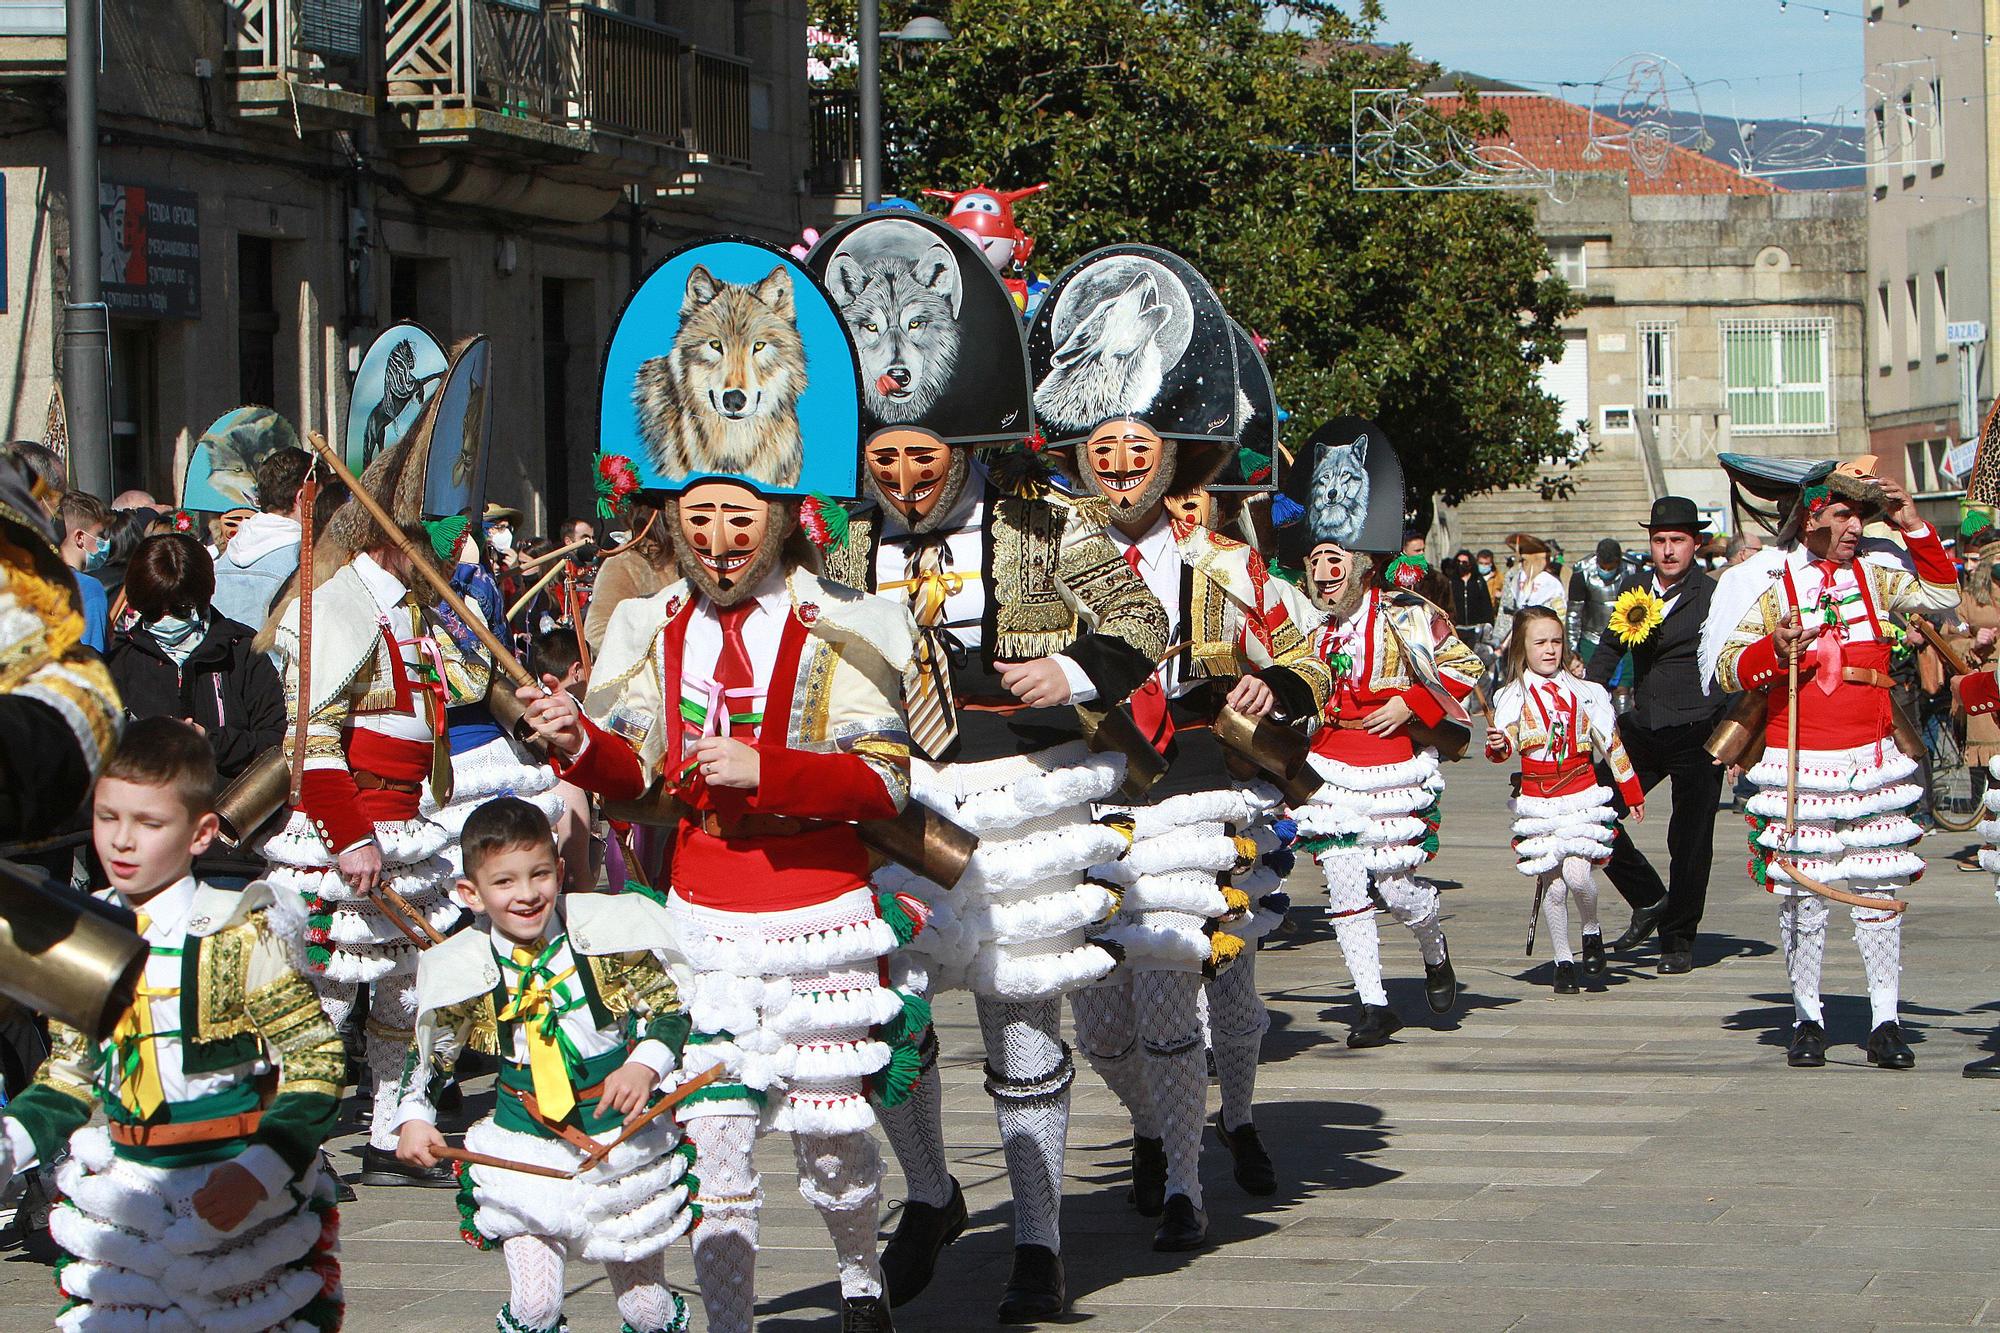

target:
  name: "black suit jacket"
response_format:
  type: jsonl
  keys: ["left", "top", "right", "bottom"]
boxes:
{"left": 1585, "top": 570, "right": 1725, "bottom": 729}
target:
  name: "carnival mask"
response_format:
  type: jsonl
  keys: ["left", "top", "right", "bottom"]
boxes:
{"left": 863, "top": 428, "right": 968, "bottom": 533}
{"left": 1081, "top": 418, "right": 1177, "bottom": 521}
{"left": 1165, "top": 487, "right": 1214, "bottom": 531}
{"left": 670, "top": 480, "right": 790, "bottom": 606}
{"left": 1308, "top": 541, "right": 1364, "bottom": 618}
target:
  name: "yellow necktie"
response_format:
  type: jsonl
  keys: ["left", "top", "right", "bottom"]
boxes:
{"left": 498, "top": 946, "right": 577, "bottom": 1124}
{"left": 111, "top": 913, "right": 171, "bottom": 1121}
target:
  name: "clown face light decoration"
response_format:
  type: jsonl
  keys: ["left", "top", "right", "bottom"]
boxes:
{"left": 922, "top": 183, "right": 1047, "bottom": 274}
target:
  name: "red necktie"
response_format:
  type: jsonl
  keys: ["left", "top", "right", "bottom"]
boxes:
{"left": 1810, "top": 561, "right": 1845, "bottom": 695}
{"left": 1122, "top": 543, "right": 1176, "bottom": 754}
{"left": 714, "top": 602, "right": 757, "bottom": 738}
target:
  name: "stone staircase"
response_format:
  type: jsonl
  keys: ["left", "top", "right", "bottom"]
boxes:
{"left": 1439, "top": 434, "right": 1660, "bottom": 559}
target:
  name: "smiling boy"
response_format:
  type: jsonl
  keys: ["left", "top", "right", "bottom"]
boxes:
{"left": 0, "top": 717, "right": 347, "bottom": 1330}
{"left": 391, "top": 796, "right": 703, "bottom": 1333}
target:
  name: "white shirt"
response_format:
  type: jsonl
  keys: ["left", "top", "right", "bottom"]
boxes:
{"left": 1786, "top": 556, "right": 1884, "bottom": 646}
{"left": 680, "top": 574, "right": 790, "bottom": 739}
{"left": 350, "top": 552, "right": 436, "bottom": 744}
{"left": 1491, "top": 671, "right": 1617, "bottom": 762}
{"left": 1109, "top": 514, "right": 1193, "bottom": 699}
{"left": 2, "top": 877, "right": 293, "bottom": 1196}
{"left": 875, "top": 482, "right": 987, "bottom": 650}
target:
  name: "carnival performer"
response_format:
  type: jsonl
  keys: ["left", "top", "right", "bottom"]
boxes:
{"left": 1486, "top": 607, "right": 1644, "bottom": 994}
{"left": 519, "top": 238, "right": 918, "bottom": 1333}
{"left": 393, "top": 798, "right": 700, "bottom": 1333}
{"left": 806, "top": 214, "right": 1169, "bottom": 1319}
{"left": 1703, "top": 454, "right": 1957, "bottom": 1070}
{"left": 1949, "top": 413, "right": 2000, "bottom": 1076}
{"left": 259, "top": 430, "right": 471, "bottom": 1188}
{"left": 1, "top": 719, "right": 346, "bottom": 1331}
{"left": 1035, "top": 296, "right": 1329, "bottom": 1250}
{"left": 1278, "top": 420, "right": 1481, "bottom": 1048}
{"left": 1491, "top": 533, "right": 1566, "bottom": 655}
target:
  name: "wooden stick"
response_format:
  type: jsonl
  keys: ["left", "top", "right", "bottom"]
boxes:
{"left": 600, "top": 509, "right": 659, "bottom": 558}
{"left": 290, "top": 466, "right": 317, "bottom": 806}
{"left": 572, "top": 1064, "right": 725, "bottom": 1175}
{"left": 1908, "top": 614, "right": 1975, "bottom": 678}
{"left": 378, "top": 881, "right": 446, "bottom": 945}
{"left": 518, "top": 536, "right": 594, "bottom": 573}
{"left": 303, "top": 430, "right": 537, "bottom": 691}
{"left": 1772, "top": 616, "right": 1908, "bottom": 915}
{"left": 506, "top": 557, "right": 568, "bottom": 622}
{"left": 433, "top": 1145, "right": 573, "bottom": 1181}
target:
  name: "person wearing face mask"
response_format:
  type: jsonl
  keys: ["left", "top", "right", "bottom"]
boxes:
{"left": 807, "top": 217, "right": 1170, "bottom": 1319}
{"left": 55, "top": 489, "right": 111, "bottom": 652}
{"left": 1276, "top": 419, "right": 1483, "bottom": 1050}
{"left": 523, "top": 238, "right": 919, "bottom": 1333}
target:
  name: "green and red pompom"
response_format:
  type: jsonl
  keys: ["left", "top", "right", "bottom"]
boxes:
{"left": 801, "top": 494, "right": 850, "bottom": 551}
{"left": 595, "top": 452, "right": 642, "bottom": 523}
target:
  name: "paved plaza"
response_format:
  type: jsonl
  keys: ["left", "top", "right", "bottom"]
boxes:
{"left": 9, "top": 759, "right": 2000, "bottom": 1330}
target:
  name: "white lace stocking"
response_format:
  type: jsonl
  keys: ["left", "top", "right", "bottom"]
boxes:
{"left": 876, "top": 1055, "right": 953, "bottom": 1208}
{"left": 1538, "top": 869, "right": 1572, "bottom": 963}
{"left": 1378, "top": 875, "right": 1446, "bottom": 966}
{"left": 608, "top": 1255, "right": 686, "bottom": 1333}
{"left": 977, "top": 995, "right": 1072, "bottom": 1252}
{"left": 684, "top": 1114, "right": 760, "bottom": 1333}
{"left": 501, "top": 1234, "right": 566, "bottom": 1332}
{"left": 1206, "top": 954, "right": 1267, "bottom": 1131}
{"left": 1780, "top": 894, "right": 1830, "bottom": 1026}
{"left": 792, "top": 1130, "right": 885, "bottom": 1300}
{"left": 1324, "top": 853, "right": 1388, "bottom": 1006}
{"left": 1852, "top": 893, "right": 1904, "bottom": 1028}
{"left": 1069, "top": 982, "right": 1158, "bottom": 1136}
{"left": 1563, "top": 855, "right": 1601, "bottom": 940}
{"left": 363, "top": 978, "right": 418, "bottom": 1149}
{"left": 1135, "top": 970, "right": 1206, "bottom": 1207}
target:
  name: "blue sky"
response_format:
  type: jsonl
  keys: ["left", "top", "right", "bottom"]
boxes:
{"left": 1359, "top": 0, "right": 1865, "bottom": 122}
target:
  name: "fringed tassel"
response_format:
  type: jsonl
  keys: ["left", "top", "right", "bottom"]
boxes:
{"left": 876, "top": 890, "right": 929, "bottom": 947}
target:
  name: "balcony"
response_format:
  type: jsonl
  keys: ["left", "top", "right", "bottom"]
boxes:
{"left": 0, "top": 0, "right": 66, "bottom": 77}
{"left": 684, "top": 47, "right": 750, "bottom": 171}
{"left": 809, "top": 86, "right": 859, "bottom": 197}
{"left": 225, "top": 0, "right": 376, "bottom": 127}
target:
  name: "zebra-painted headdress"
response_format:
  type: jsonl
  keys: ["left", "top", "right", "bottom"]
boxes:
{"left": 1275, "top": 417, "right": 1405, "bottom": 566}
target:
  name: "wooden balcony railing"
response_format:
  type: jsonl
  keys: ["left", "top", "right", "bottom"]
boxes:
{"left": 565, "top": 3, "right": 683, "bottom": 146}
{"left": 685, "top": 48, "right": 752, "bottom": 170}
{"left": 809, "top": 86, "right": 860, "bottom": 195}
{"left": 226, "top": 0, "right": 373, "bottom": 120}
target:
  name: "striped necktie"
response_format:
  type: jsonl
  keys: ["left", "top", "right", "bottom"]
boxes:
{"left": 898, "top": 537, "right": 960, "bottom": 759}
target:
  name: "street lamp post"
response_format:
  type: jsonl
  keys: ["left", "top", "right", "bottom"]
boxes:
{"left": 64, "top": 0, "right": 111, "bottom": 496}
{"left": 857, "top": 3, "right": 951, "bottom": 209}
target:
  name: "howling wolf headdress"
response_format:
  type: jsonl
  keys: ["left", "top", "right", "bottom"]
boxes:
{"left": 1275, "top": 417, "right": 1406, "bottom": 568}
{"left": 600, "top": 236, "right": 863, "bottom": 499}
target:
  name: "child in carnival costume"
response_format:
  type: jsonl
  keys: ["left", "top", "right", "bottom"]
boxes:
{"left": 1275, "top": 420, "right": 1482, "bottom": 1049}
{"left": 2, "top": 719, "right": 347, "bottom": 1331}
{"left": 804, "top": 213, "right": 1169, "bottom": 1319}
{"left": 1702, "top": 454, "right": 1957, "bottom": 1070}
{"left": 1029, "top": 256, "right": 1332, "bottom": 1253}
{"left": 393, "top": 797, "right": 702, "bottom": 1333}
{"left": 259, "top": 423, "right": 474, "bottom": 1187}
{"left": 518, "top": 238, "right": 921, "bottom": 1333}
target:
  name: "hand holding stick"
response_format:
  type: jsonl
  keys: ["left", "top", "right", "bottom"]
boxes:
{"left": 433, "top": 1146, "right": 572, "bottom": 1181}
{"left": 571, "top": 1063, "right": 724, "bottom": 1175}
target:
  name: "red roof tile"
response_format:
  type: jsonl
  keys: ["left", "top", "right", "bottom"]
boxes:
{"left": 1425, "top": 93, "right": 1782, "bottom": 196}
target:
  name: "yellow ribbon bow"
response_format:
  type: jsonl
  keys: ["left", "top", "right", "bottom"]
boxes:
{"left": 110, "top": 913, "right": 172, "bottom": 1121}
{"left": 497, "top": 947, "right": 579, "bottom": 1124}
{"left": 880, "top": 567, "right": 974, "bottom": 627}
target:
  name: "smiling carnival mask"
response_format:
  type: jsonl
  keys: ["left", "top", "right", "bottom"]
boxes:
{"left": 1080, "top": 417, "right": 1178, "bottom": 521}
{"left": 669, "top": 479, "right": 792, "bottom": 606}
{"left": 863, "top": 427, "right": 970, "bottom": 533}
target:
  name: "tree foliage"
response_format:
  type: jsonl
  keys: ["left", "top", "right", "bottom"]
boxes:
{"left": 814, "top": 0, "right": 1579, "bottom": 519}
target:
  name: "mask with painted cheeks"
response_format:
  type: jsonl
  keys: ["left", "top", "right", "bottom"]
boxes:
{"left": 862, "top": 427, "right": 969, "bottom": 534}
{"left": 668, "top": 479, "right": 794, "bottom": 607}
{"left": 1079, "top": 417, "right": 1177, "bottom": 523}
{"left": 1308, "top": 541, "right": 1366, "bottom": 619}
{"left": 1164, "top": 487, "right": 1214, "bottom": 531}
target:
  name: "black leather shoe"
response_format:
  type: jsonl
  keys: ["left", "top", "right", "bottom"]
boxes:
{"left": 841, "top": 1294, "right": 895, "bottom": 1332}
{"left": 1152, "top": 1192, "right": 1209, "bottom": 1252}
{"left": 1127, "top": 1135, "right": 1167, "bottom": 1216}
{"left": 1657, "top": 949, "right": 1693, "bottom": 975}
{"left": 1580, "top": 934, "right": 1607, "bottom": 977}
{"left": 1552, "top": 961, "right": 1579, "bottom": 995}
{"left": 1964, "top": 1052, "right": 2000, "bottom": 1078}
{"left": 1787, "top": 1019, "right": 1827, "bottom": 1068}
{"left": 995, "top": 1244, "right": 1065, "bottom": 1324}
{"left": 1867, "top": 1020, "right": 1914, "bottom": 1070}
{"left": 1347, "top": 1003, "right": 1404, "bottom": 1048}
{"left": 356, "top": 1143, "right": 458, "bottom": 1188}
{"left": 1423, "top": 939, "right": 1458, "bottom": 1014}
{"left": 1213, "top": 1115, "right": 1276, "bottom": 1195}
{"left": 881, "top": 1178, "right": 967, "bottom": 1307}
{"left": 1611, "top": 901, "right": 1664, "bottom": 951}
{"left": 319, "top": 1149, "right": 357, "bottom": 1202}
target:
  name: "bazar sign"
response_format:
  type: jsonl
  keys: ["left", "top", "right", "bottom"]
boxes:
{"left": 98, "top": 183, "right": 200, "bottom": 319}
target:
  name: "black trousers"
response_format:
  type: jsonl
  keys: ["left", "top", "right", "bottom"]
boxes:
{"left": 1601, "top": 715, "right": 1726, "bottom": 953}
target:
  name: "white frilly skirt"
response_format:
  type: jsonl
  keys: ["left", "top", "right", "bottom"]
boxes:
{"left": 1510, "top": 782, "right": 1618, "bottom": 877}
{"left": 663, "top": 885, "right": 912, "bottom": 1135}
{"left": 1292, "top": 748, "right": 1444, "bottom": 878}
{"left": 420, "top": 735, "right": 569, "bottom": 876}
{"left": 875, "top": 740, "right": 1125, "bottom": 1001}
{"left": 48, "top": 1125, "right": 341, "bottom": 1333}
{"left": 1744, "top": 742, "right": 1925, "bottom": 894}
{"left": 259, "top": 812, "right": 463, "bottom": 985}
{"left": 1092, "top": 783, "right": 1281, "bottom": 975}
{"left": 456, "top": 1113, "right": 697, "bottom": 1264}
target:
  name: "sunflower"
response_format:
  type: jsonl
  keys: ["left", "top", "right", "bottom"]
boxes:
{"left": 1610, "top": 587, "right": 1667, "bottom": 645}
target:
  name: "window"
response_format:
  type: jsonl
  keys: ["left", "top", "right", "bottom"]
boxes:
{"left": 1901, "top": 91, "right": 1917, "bottom": 182}
{"left": 1874, "top": 283, "right": 1893, "bottom": 370}
{"left": 238, "top": 235, "right": 278, "bottom": 409}
{"left": 1638, "top": 321, "right": 1676, "bottom": 409}
{"left": 1721, "top": 318, "right": 1834, "bottom": 434}
{"left": 1904, "top": 276, "right": 1921, "bottom": 364}
{"left": 1548, "top": 242, "right": 1586, "bottom": 289}
{"left": 1933, "top": 268, "right": 1950, "bottom": 357}
{"left": 1930, "top": 76, "right": 1945, "bottom": 167}
{"left": 1906, "top": 438, "right": 1955, "bottom": 494}
{"left": 1600, "top": 406, "right": 1635, "bottom": 434}
{"left": 1870, "top": 102, "right": 1888, "bottom": 194}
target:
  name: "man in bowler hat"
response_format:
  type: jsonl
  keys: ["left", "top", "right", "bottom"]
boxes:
{"left": 1585, "top": 497, "right": 1727, "bottom": 973}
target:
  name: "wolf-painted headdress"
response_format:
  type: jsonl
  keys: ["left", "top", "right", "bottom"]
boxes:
{"left": 1212, "top": 322, "right": 1279, "bottom": 498}
{"left": 1275, "top": 417, "right": 1406, "bottom": 567}
{"left": 600, "top": 236, "right": 863, "bottom": 501}
{"left": 181, "top": 406, "right": 300, "bottom": 514}
{"left": 804, "top": 208, "right": 1030, "bottom": 447}
{"left": 346, "top": 322, "right": 449, "bottom": 475}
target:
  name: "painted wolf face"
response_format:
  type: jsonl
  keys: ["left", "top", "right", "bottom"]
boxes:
{"left": 1310, "top": 432, "right": 1372, "bottom": 552}
{"left": 676, "top": 264, "right": 804, "bottom": 423}
{"left": 827, "top": 241, "right": 961, "bottom": 423}
{"left": 1034, "top": 271, "right": 1169, "bottom": 434}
